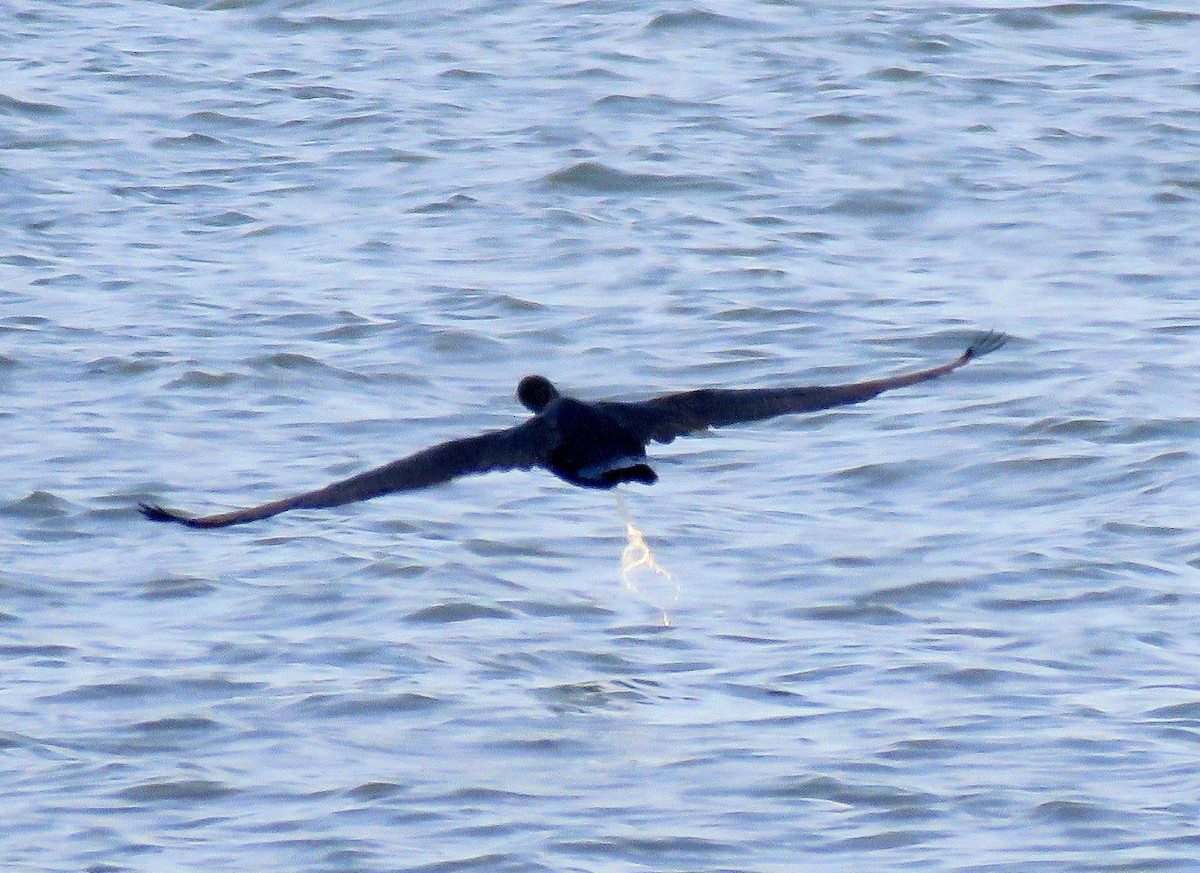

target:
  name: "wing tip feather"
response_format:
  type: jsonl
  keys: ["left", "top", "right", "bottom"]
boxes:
{"left": 138, "top": 502, "right": 201, "bottom": 527}
{"left": 963, "top": 329, "right": 1009, "bottom": 362}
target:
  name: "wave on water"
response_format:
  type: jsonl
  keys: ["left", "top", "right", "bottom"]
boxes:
{"left": 544, "top": 161, "right": 736, "bottom": 194}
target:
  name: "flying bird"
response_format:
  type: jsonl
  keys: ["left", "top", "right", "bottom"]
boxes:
{"left": 139, "top": 330, "right": 1007, "bottom": 529}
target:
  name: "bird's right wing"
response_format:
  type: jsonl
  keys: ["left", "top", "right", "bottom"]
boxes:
{"left": 600, "top": 331, "right": 1008, "bottom": 444}
{"left": 140, "top": 418, "right": 552, "bottom": 529}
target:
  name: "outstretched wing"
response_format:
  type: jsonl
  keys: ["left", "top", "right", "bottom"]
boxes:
{"left": 600, "top": 331, "right": 1008, "bottom": 444}
{"left": 140, "top": 418, "right": 551, "bottom": 529}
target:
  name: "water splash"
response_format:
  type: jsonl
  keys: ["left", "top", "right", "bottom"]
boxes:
{"left": 615, "top": 493, "right": 679, "bottom": 625}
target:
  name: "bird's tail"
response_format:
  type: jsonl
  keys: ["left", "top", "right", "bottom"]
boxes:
{"left": 602, "top": 464, "right": 658, "bottom": 486}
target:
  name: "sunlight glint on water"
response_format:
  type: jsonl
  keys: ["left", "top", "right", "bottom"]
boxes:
{"left": 616, "top": 493, "right": 679, "bottom": 625}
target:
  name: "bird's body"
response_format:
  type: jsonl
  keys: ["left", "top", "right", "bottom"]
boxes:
{"left": 541, "top": 395, "right": 657, "bottom": 488}
{"left": 140, "top": 331, "right": 1007, "bottom": 529}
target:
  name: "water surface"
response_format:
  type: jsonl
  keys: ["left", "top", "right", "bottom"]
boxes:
{"left": 3, "top": 1, "right": 1200, "bottom": 870}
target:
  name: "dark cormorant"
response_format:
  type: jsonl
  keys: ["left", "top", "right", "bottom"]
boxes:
{"left": 139, "top": 331, "right": 1007, "bottom": 529}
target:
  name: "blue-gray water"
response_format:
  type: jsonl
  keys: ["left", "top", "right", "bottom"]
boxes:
{"left": 4, "top": 1, "right": 1200, "bottom": 870}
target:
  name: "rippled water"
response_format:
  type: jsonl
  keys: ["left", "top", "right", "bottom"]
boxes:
{"left": 4, "top": 1, "right": 1200, "bottom": 870}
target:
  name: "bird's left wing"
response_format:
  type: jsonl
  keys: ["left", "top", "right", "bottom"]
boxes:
{"left": 140, "top": 418, "right": 551, "bottom": 529}
{"left": 600, "top": 331, "right": 1008, "bottom": 444}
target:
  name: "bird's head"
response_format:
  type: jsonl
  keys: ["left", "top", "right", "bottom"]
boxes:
{"left": 517, "top": 375, "right": 559, "bottom": 413}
